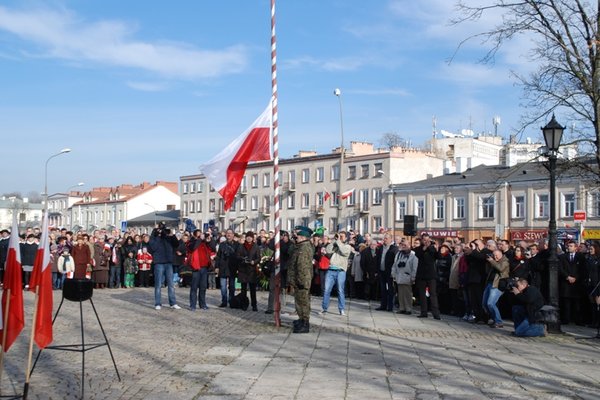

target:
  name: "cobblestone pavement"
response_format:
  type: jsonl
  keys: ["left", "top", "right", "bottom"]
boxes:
{"left": 2, "top": 287, "right": 599, "bottom": 399}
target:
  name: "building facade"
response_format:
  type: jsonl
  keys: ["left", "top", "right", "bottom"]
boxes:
{"left": 69, "top": 181, "right": 179, "bottom": 232}
{"left": 181, "top": 142, "right": 445, "bottom": 235}
{"left": 390, "top": 161, "right": 599, "bottom": 243}
{"left": 47, "top": 191, "right": 84, "bottom": 229}
{"left": 0, "top": 197, "right": 43, "bottom": 230}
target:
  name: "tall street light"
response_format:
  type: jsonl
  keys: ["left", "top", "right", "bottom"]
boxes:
{"left": 67, "top": 182, "right": 85, "bottom": 193}
{"left": 378, "top": 169, "right": 396, "bottom": 239}
{"left": 542, "top": 114, "right": 564, "bottom": 334}
{"left": 44, "top": 148, "right": 71, "bottom": 211}
{"left": 334, "top": 88, "right": 345, "bottom": 231}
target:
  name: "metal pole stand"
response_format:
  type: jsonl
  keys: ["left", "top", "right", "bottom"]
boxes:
{"left": 29, "top": 280, "right": 121, "bottom": 399}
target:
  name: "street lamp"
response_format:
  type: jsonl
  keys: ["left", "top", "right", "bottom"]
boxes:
{"left": 542, "top": 114, "right": 564, "bottom": 334}
{"left": 144, "top": 203, "right": 157, "bottom": 227}
{"left": 44, "top": 148, "right": 71, "bottom": 211}
{"left": 67, "top": 182, "right": 85, "bottom": 193}
{"left": 378, "top": 169, "right": 396, "bottom": 238}
{"left": 334, "top": 88, "right": 344, "bottom": 231}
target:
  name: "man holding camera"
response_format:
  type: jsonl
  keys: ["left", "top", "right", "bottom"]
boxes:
{"left": 321, "top": 231, "right": 352, "bottom": 316}
{"left": 149, "top": 222, "right": 181, "bottom": 310}
{"left": 511, "top": 277, "right": 546, "bottom": 337}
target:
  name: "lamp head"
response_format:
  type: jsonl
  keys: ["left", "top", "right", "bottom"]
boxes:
{"left": 333, "top": 88, "right": 341, "bottom": 97}
{"left": 60, "top": 148, "right": 72, "bottom": 154}
{"left": 541, "top": 115, "right": 564, "bottom": 152}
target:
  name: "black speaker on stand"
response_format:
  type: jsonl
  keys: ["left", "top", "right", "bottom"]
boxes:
{"left": 28, "top": 279, "right": 121, "bottom": 399}
{"left": 403, "top": 215, "right": 418, "bottom": 237}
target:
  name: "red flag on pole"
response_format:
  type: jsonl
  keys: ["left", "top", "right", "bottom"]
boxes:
{"left": 1, "top": 213, "right": 25, "bottom": 352}
{"left": 323, "top": 188, "right": 331, "bottom": 202}
{"left": 340, "top": 188, "right": 355, "bottom": 200}
{"left": 200, "top": 103, "right": 272, "bottom": 211}
{"left": 28, "top": 211, "right": 53, "bottom": 349}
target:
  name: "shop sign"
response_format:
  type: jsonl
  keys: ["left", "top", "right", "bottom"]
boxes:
{"left": 419, "top": 230, "right": 459, "bottom": 238}
{"left": 511, "top": 230, "right": 547, "bottom": 241}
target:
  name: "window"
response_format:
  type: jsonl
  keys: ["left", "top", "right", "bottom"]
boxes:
{"left": 288, "top": 170, "right": 296, "bottom": 187}
{"left": 372, "top": 188, "right": 382, "bottom": 205}
{"left": 359, "top": 189, "right": 368, "bottom": 208}
{"left": 479, "top": 196, "right": 495, "bottom": 219}
{"left": 240, "top": 177, "right": 247, "bottom": 192}
{"left": 251, "top": 174, "right": 258, "bottom": 188}
{"left": 593, "top": 193, "right": 600, "bottom": 217}
{"left": 562, "top": 193, "right": 575, "bottom": 217}
{"left": 374, "top": 163, "right": 383, "bottom": 177}
{"left": 301, "top": 193, "right": 310, "bottom": 208}
{"left": 287, "top": 193, "right": 296, "bottom": 209}
{"left": 373, "top": 216, "right": 383, "bottom": 232}
{"left": 287, "top": 218, "right": 295, "bottom": 231}
{"left": 190, "top": 200, "right": 195, "bottom": 213}
{"left": 210, "top": 185, "right": 215, "bottom": 192}
{"left": 239, "top": 197, "right": 247, "bottom": 211}
{"left": 396, "top": 200, "right": 406, "bottom": 221}
{"left": 190, "top": 182, "right": 196, "bottom": 193}
{"left": 301, "top": 168, "right": 310, "bottom": 183}
{"left": 316, "top": 167, "right": 324, "bottom": 182}
{"left": 434, "top": 199, "right": 445, "bottom": 220}
{"left": 348, "top": 165, "right": 356, "bottom": 180}
{"left": 416, "top": 200, "right": 425, "bottom": 220}
{"left": 198, "top": 181, "right": 204, "bottom": 193}
{"left": 331, "top": 165, "right": 340, "bottom": 181}
{"left": 251, "top": 196, "right": 258, "bottom": 211}
{"left": 361, "top": 164, "right": 369, "bottom": 178}
{"left": 301, "top": 217, "right": 310, "bottom": 227}
{"left": 347, "top": 217, "right": 357, "bottom": 231}
{"left": 263, "top": 173, "right": 270, "bottom": 187}
{"left": 331, "top": 191, "right": 339, "bottom": 207}
{"left": 330, "top": 217, "right": 338, "bottom": 232}
{"left": 512, "top": 195, "right": 525, "bottom": 219}
{"left": 316, "top": 192, "right": 324, "bottom": 207}
{"left": 229, "top": 199, "right": 235, "bottom": 211}
{"left": 183, "top": 202, "right": 188, "bottom": 214}
{"left": 183, "top": 183, "right": 189, "bottom": 194}
{"left": 100, "top": 211, "right": 104, "bottom": 222}
{"left": 209, "top": 199, "right": 215, "bottom": 212}
{"left": 536, "top": 194, "right": 549, "bottom": 218}
{"left": 454, "top": 197, "right": 465, "bottom": 219}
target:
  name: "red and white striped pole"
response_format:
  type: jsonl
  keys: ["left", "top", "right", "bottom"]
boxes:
{"left": 270, "top": 0, "right": 282, "bottom": 328}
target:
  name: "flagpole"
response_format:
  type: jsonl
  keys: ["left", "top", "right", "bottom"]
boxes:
{"left": 270, "top": 0, "right": 282, "bottom": 328}
{"left": 0, "top": 290, "right": 12, "bottom": 393}
{"left": 22, "top": 287, "right": 40, "bottom": 400}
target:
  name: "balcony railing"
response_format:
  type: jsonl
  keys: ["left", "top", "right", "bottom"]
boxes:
{"left": 311, "top": 205, "right": 325, "bottom": 215}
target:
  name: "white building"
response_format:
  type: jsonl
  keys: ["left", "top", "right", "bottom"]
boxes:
{"left": 47, "top": 191, "right": 84, "bottom": 229}
{"left": 181, "top": 141, "right": 445, "bottom": 236}
{"left": 0, "top": 197, "right": 43, "bottom": 230}
{"left": 69, "top": 181, "right": 179, "bottom": 232}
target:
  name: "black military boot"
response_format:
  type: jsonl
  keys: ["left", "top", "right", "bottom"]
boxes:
{"left": 293, "top": 319, "right": 303, "bottom": 329}
{"left": 293, "top": 319, "right": 309, "bottom": 333}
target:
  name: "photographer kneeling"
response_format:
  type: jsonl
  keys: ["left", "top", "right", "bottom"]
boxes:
{"left": 511, "top": 277, "right": 546, "bottom": 337}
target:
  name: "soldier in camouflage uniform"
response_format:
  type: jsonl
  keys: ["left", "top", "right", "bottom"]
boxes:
{"left": 288, "top": 226, "right": 314, "bottom": 333}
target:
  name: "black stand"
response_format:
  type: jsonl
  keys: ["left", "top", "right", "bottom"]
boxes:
{"left": 29, "top": 280, "right": 120, "bottom": 399}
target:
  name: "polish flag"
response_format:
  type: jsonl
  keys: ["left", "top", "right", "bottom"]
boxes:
{"left": 1, "top": 213, "right": 24, "bottom": 352}
{"left": 29, "top": 211, "right": 53, "bottom": 349}
{"left": 200, "top": 103, "right": 273, "bottom": 211}
{"left": 339, "top": 188, "right": 355, "bottom": 200}
{"left": 323, "top": 188, "right": 331, "bottom": 202}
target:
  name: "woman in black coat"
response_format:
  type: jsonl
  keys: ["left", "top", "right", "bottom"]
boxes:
{"left": 236, "top": 232, "right": 260, "bottom": 311}
{"left": 586, "top": 242, "right": 600, "bottom": 328}
{"left": 435, "top": 244, "right": 453, "bottom": 314}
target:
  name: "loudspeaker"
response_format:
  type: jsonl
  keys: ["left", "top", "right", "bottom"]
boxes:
{"left": 403, "top": 215, "right": 418, "bottom": 236}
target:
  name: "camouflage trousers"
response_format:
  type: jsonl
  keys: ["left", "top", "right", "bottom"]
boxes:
{"left": 294, "top": 288, "right": 311, "bottom": 321}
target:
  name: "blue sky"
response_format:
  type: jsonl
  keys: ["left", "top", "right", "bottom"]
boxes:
{"left": 0, "top": 0, "right": 536, "bottom": 195}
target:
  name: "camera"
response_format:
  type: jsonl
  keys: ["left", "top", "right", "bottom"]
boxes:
{"left": 505, "top": 277, "right": 518, "bottom": 291}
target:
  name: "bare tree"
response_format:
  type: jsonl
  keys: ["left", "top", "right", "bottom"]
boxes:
{"left": 380, "top": 132, "right": 405, "bottom": 150}
{"left": 452, "top": 0, "right": 600, "bottom": 175}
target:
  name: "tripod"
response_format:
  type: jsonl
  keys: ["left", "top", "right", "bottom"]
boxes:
{"left": 29, "top": 280, "right": 121, "bottom": 399}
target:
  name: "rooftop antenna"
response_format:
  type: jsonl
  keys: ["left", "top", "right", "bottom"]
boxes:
{"left": 431, "top": 115, "right": 437, "bottom": 152}
{"left": 493, "top": 115, "right": 501, "bottom": 138}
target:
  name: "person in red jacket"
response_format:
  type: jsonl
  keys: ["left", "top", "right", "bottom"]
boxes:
{"left": 137, "top": 247, "right": 153, "bottom": 288}
{"left": 187, "top": 231, "right": 215, "bottom": 310}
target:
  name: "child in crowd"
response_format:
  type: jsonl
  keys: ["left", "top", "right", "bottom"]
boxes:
{"left": 123, "top": 251, "right": 138, "bottom": 288}
{"left": 136, "top": 247, "right": 153, "bottom": 288}
{"left": 57, "top": 247, "right": 75, "bottom": 287}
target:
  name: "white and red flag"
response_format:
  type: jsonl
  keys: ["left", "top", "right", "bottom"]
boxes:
{"left": 1, "top": 213, "right": 24, "bottom": 352}
{"left": 339, "top": 188, "right": 355, "bottom": 200}
{"left": 200, "top": 103, "right": 273, "bottom": 211}
{"left": 323, "top": 188, "right": 331, "bottom": 202}
{"left": 29, "top": 211, "right": 53, "bottom": 349}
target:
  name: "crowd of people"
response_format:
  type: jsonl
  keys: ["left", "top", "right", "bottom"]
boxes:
{"left": 1, "top": 224, "right": 599, "bottom": 337}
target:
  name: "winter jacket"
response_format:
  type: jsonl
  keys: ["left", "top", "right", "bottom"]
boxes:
{"left": 325, "top": 239, "right": 352, "bottom": 271}
{"left": 391, "top": 250, "right": 418, "bottom": 285}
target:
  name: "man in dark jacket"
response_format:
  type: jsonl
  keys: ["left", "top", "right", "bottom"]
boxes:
{"left": 414, "top": 233, "right": 441, "bottom": 319}
{"left": 215, "top": 229, "right": 240, "bottom": 307}
{"left": 511, "top": 277, "right": 546, "bottom": 337}
{"left": 148, "top": 223, "right": 181, "bottom": 310}
{"left": 559, "top": 240, "right": 584, "bottom": 324}
{"left": 375, "top": 233, "right": 397, "bottom": 311}
{"left": 360, "top": 241, "right": 379, "bottom": 301}
{"left": 465, "top": 239, "right": 490, "bottom": 323}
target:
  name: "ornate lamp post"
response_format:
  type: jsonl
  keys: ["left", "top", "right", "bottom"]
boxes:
{"left": 542, "top": 114, "right": 564, "bottom": 334}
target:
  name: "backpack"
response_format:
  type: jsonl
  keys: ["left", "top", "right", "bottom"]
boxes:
{"left": 229, "top": 292, "right": 249, "bottom": 311}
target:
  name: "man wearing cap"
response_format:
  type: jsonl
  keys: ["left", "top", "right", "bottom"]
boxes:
{"left": 288, "top": 226, "right": 315, "bottom": 333}
{"left": 321, "top": 231, "right": 352, "bottom": 316}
